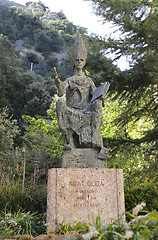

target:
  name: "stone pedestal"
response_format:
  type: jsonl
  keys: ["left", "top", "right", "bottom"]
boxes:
{"left": 47, "top": 168, "right": 125, "bottom": 231}
{"left": 62, "top": 149, "right": 107, "bottom": 168}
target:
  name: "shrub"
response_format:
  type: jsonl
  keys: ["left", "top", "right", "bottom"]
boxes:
{"left": 125, "top": 182, "right": 158, "bottom": 213}
{"left": 53, "top": 205, "right": 158, "bottom": 239}
{"left": 48, "top": 203, "right": 158, "bottom": 240}
{"left": 0, "top": 201, "right": 158, "bottom": 239}
{"left": 0, "top": 181, "right": 47, "bottom": 214}
{"left": 0, "top": 209, "right": 46, "bottom": 238}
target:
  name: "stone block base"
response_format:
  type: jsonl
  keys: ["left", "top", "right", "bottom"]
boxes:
{"left": 62, "top": 148, "right": 107, "bottom": 168}
{"left": 47, "top": 168, "right": 125, "bottom": 231}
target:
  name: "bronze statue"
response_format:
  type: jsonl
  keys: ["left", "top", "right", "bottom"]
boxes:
{"left": 53, "top": 33, "right": 110, "bottom": 160}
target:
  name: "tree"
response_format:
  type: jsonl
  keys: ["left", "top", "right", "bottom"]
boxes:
{"left": 22, "top": 106, "right": 65, "bottom": 171}
{"left": 0, "top": 35, "right": 24, "bottom": 118}
{"left": 11, "top": 7, "right": 44, "bottom": 44}
{"left": 34, "top": 29, "right": 64, "bottom": 55}
{"left": 45, "top": 54, "right": 58, "bottom": 72}
{"left": 85, "top": 35, "right": 118, "bottom": 86}
{"left": 0, "top": 108, "right": 20, "bottom": 165}
{"left": 25, "top": 51, "right": 44, "bottom": 71}
{"left": 21, "top": 70, "right": 43, "bottom": 86}
{"left": 101, "top": 95, "right": 156, "bottom": 186}
{"left": 86, "top": 0, "right": 158, "bottom": 183}
{"left": 24, "top": 81, "right": 52, "bottom": 116}
{"left": 46, "top": 19, "right": 77, "bottom": 35}
{"left": 25, "top": 51, "right": 43, "bottom": 64}
{"left": 0, "top": 6, "right": 16, "bottom": 41}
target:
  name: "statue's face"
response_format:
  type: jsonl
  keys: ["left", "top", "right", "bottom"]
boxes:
{"left": 74, "top": 58, "right": 86, "bottom": 70}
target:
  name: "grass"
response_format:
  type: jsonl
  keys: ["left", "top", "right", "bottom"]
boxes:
{"left": 0, "top": 168, "right": 157, "bottom": 239}
{"left": 0, "top": 180, "right": 47, "bottom": 214}
{"left": 0, "top": 208, "right": 46, "bottom": 239}
{"left": 48, "top": 205, "right": 158, "bottom": 240}
{"left": 0, "top": 195, "right": 158, "bottom": 240}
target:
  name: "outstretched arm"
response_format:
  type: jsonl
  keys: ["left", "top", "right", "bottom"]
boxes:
{"left": 53, "top": 67, "right": 67, "bottom": 97}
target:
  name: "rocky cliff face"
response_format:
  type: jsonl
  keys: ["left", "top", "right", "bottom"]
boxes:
{"left": 25, "top": 1, "right": 66, "bottom": 21}
{"left": 0, "top": 0, "right": 66, "bottom": 21}
{"left": 0, "top": 0, "right": 70, "bottom": 72}
{"left": 42, "top": 11, "right": 66, "bottom": 21}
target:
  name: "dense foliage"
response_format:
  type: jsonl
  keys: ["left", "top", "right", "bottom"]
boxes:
{"left": 0, "top": 203, "right": 158, "bottom": 239}
{"left": 86, "top": 0, "right": 158, "bottom": 184}
{"left": 0, "top": 2, "right": 157, "bottom": 234}
{"left": 0, "top": 108, "right": 19, "bottom": 166}
{"left": 22, "top": 106, "right": 65, "bottom": 171}
{"left": 125, "top": 182, "right": 158, "bottom": 213}
{"left": 0, "top": 209, "right": 46, "bottom": 238}
{"left": 0, "top": 2, "right": 79, "bottom": 119}
{"left": 54, "top": 206, "right": 158, "bottom": 240}
{"left": 0, "top": 35, "right": 24, "bottom": 118}
{"left": 0, "top": 3, "right": 76, "bottom": 217}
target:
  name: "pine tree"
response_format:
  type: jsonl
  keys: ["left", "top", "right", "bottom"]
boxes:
{"left": 87, "top": 0, "right": 158, "bottom": 183}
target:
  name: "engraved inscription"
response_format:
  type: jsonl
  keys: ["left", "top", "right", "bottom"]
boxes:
{"left": 74, "top": 202, "right": 99, "bottom": 208}
{"left": 69, "top": 180, "right": 104, "bottom": 187}
{"left": 76, "top": 189, "right": 96, "bottom": 200}
{"left": 69, "top": 180, "right": 85, "bottom": 187}
{"left": 87, "top": 180, "right": 104, "bottom": 186}
{"left": 67, "top": 179, "right": 105, "bottom": 209}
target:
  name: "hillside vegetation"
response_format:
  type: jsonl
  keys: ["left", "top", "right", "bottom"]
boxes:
{"left": 0, "top": 1, "right": 157, "bottom": 231}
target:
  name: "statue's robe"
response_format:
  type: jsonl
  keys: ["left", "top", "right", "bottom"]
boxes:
{"left": 56, "top": 75, "right": 103, "bottom": 148}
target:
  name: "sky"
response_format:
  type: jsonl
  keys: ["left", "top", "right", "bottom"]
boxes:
{"left": 12, "top": 0, "right": 111, "bottom": 36}
{"left": 10, "top": 0, "right": 129, "bottom": 70}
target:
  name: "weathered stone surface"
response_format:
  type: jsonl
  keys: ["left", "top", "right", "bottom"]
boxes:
{"left": 31, "top": 234, "right": 66, "bottom": 240}
{"left": 62, "top": 149, "right": 107, "bottom": 168}
{"left": 47, "top": 168, "right": 125, "bottom": 231}
{"left": 53, "top": 33, "right": 110, "bottom": 160}
{"left": 55, "top": 75, "right": 103, "bottom": 149}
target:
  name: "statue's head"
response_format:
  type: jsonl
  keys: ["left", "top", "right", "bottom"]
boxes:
{"left": 72, "top": 33, "right": 87, "bottom": 70}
